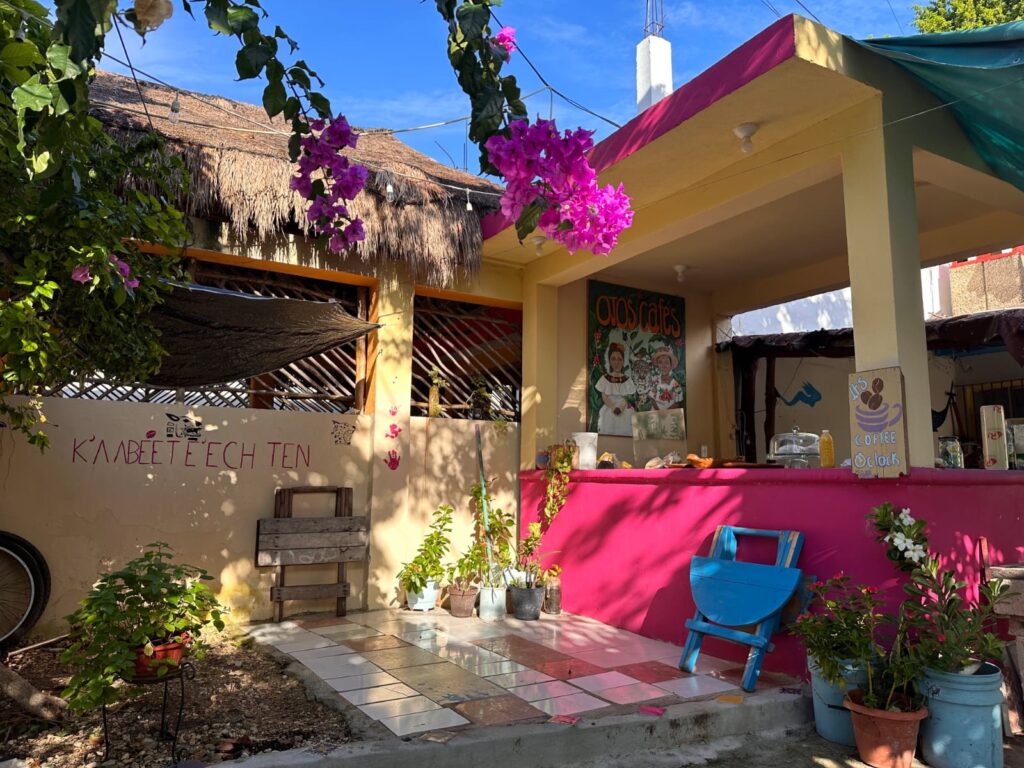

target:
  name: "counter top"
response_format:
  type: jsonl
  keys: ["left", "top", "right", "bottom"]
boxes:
{"left": 519, "top": 466, "right": 1024, "bottom": 487}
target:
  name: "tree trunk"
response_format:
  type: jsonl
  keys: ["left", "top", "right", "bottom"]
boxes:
{"left": 0, "top": 661, "right": 66, "bottom": 720}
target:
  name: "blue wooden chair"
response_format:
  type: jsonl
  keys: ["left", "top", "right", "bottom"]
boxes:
{"left": 679, "top": 525, "right": 804, "bottom": 692}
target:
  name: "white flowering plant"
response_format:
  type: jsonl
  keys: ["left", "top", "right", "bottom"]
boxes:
{"left": 869, "top": 502, "right": 1008, "bottom": 673}
{"left": 871, "top": 503, "right": 930, "bottom": 571}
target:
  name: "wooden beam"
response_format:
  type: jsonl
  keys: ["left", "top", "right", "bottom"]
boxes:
{"left": 271, "top": 583, "right": 350, "bottom": 602}
{"left": 764, "top": 355, "right": 778, "bottom": 459}
{"left": 739, "top": 353, "right": 759, "bottom": 462}
{"left": 415, "top": 284, "right": 522, "bottom": 311}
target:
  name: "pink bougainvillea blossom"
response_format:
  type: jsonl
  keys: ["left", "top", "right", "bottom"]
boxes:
{"left": 291, "top": 115, "right": 368, "bottom": 254}
{"left": 71, "top": 264, "right": 92, "bottom": 283}
{"left": 493, "top": 26, "right": 517, "bottom": 56}
{"left": 485, "top": 119, "right": 633, "bottom": 255}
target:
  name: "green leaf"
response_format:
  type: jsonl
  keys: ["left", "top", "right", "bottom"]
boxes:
{"left": 13, "top": 75, "right": 52, "bottom": 112}
{"left": 46, "top": 43, "right": 81, "bottom": 78}
{"left": 226, "top": 6, "right": 260, "bottom": 34}
{"left": 235, "top": 43, "right": 272, "bottom": 80}
{"left": 1, "top": 41, "right": 45, "bottom": 68}
{"left": 308, "top": 91, "right": 331, "bottom": 118}
{"left": 456, "top": 4, "right": 490, "bottom": 43}
{"left": 262, "top": 79, "right": 286, "bottom": 117}
{"left": 515, "top": 199, "right": 545, "bottom": 241}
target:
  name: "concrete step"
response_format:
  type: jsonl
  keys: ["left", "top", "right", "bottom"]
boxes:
{"left": 233, "top": 688, "right": 812, "bottom": 768}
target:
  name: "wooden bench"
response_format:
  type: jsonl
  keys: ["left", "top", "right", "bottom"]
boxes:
{"left": 256, "top": 486, "right": 369, "bottom": 622}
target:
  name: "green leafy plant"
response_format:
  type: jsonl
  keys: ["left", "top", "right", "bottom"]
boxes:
{"left": 513, "top": 521, "right": 545, "bottom": 588}
{"left": 542, "top": 443, "right": 574, "bottom": 524}
{"left": 471, "top": 479, "right": 514, "bottom": 579}
{"left": 60, "top": 543, "right": 225, "bottom": 711}
{"left": 868, "top": 503, "right": 1008, "bottom": 673}
{"left": 427, "top": 367, "right": 447, "bottom": 417}
{"left": 914, "top": 0, "right": 1023, "bottom": 32}
{"left": 398, "top": 503, "right": 454, "bottom": 594}
{"left": 446, "top": 541, "right": 486, "bottom": 592}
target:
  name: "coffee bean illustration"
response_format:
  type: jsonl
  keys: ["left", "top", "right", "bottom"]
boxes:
{"left": 868, "top": 393, "right": 884, "bottom": 410}
{"left": 872, "top": 377, "right": 884, "bottom": 394}
{"left": 861, "top": 391, "right": 872, "bottom": 405}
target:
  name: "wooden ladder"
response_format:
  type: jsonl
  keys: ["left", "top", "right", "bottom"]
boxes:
{"left": 257, "top": 486, "right": 369, "bottom": 622}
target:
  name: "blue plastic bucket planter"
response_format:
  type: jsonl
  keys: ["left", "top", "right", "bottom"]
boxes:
{"left": 920, "top": 662, "right": 1004, "bottom": 768}
{"left": 406, "top": 580, "right": 439, "bottom": 611}
{"left": 808, "top": 655, "right": 869, "bottom": 747}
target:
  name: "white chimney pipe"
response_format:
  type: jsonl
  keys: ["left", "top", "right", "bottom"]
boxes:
{"left": 636, "top": 34, "right": 673, "bottom": 113}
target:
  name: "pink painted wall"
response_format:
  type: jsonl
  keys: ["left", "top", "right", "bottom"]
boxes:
{"left": 520, "top": 468, "right": 1024, "bottom": 675}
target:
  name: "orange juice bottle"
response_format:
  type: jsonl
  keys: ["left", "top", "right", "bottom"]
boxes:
{"left": 820, "top": 429, "right": 835, "bottom": 468}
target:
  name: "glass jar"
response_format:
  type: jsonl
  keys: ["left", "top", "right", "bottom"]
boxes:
{"left": 939, "top": 436, "right": 964, "bottom": 468}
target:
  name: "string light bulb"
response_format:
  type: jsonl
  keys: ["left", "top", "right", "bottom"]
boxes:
{"left": 465, "top": 188, "right": 473, "bottom": 212}
{"left": 733, "top": 122, "right": 759, "bottom": 154}
{"left": 168, "top": 93, "right": 181, "bottom": 125}
{"left": 384, "top": 181, "right": 395, "bottom": 203}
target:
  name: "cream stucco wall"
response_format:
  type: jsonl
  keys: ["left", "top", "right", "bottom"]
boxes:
{"left": 554, "top": 276, "right": 716, "bottom": 463}
{"left": 1, "top": 397, "right": 519, "bottom": 635}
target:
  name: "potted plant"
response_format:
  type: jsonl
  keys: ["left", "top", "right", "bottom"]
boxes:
{"left": 446, "top": 543, "right": 485, "bottom": 618}
{"left": 427, "top": 367, "right": 447, "bottom": 418}
{"left": 510, "top": 522, "right": 546, "bottom": 620}
{"left": 840, "top": 597, "right": 928, "bottom": 768}
{"left": 871, "top": 503, "right": 1008, "bottom": 768}
{"left": 542, "top": 564, "right": 562, "bottom": 615}
{"left": 60, "top": 543, "right": 225, "bottom": 711}
{"left": 471, "top": 480, "right": 515, "bottom": 621}
{"left": 468, "top": 376, "right": 491, "bottom": 421}
{"left": 791, "top": 573, "right": 876, "bottom": 746}
{"left": 398, "top": 503, "right": 453, "bottom": 611}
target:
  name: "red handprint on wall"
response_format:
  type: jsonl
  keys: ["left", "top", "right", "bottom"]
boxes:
{"left": 385, "top": 423, "right": 402, "bottom": 439}
{"left": 383, "top": 450, "right": 400, "bottom": 470}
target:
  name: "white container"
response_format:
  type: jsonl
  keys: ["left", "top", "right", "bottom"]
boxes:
{"left": 478, "top": 587, "right": 507, "bottom": 621}
{"left": 571, "top": 432, "right": 599, "bottom": 470}
{"left": 981, "top": 405, "right": 1009, "bottom": 470}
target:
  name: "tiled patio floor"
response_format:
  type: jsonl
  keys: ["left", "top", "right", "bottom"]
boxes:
{"left": 246, "top": 609, "right": 795, "bottom": 739}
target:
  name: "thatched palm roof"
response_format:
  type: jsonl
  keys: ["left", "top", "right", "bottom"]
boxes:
{"left": 89, "top": 70, "right": 503, "bottom": 285}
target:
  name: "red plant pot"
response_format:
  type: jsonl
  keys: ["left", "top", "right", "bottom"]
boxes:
{"left": 448, "top": 588, "right": 479, "bottom": 618}
{"left": 844, "top": 690, "right": 927, "bottom": 768}
{"left": 132, "top": 641, "right": 184, "bottom": 679}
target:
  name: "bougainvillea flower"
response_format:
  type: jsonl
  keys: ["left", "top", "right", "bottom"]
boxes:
{"left": 71, "top": 264, "right": 92, "bottom": 283}
{"left": 494, "top": 26, "right": 517, "bottom": 55}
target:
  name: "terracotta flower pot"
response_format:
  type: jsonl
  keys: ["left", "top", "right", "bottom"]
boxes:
{"left": 448, "top": 587, "right": 479, "bottom": 618}
{"left": 132, "top": 640, "right": 184, "bottom": 679}
{"left": 843, "top": 690, "right": 927, "bottom": 768}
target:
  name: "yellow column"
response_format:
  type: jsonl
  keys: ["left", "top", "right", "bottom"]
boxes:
{"left": 520, "top": 280, "right": 559, "bottom": 469}
{"left": 842, "top": 110, "right": 933, "bottom": 468}
{"left": 366, "top": 266, "right": 415, "bottom": 607}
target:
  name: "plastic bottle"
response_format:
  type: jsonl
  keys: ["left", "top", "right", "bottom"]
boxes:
{"left": 820, "top": 429, "right": 835, "bottom": 468}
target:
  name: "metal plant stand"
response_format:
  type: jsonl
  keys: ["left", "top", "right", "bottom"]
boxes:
{"left": 101, "top": 662, "right": 196, "bottom": 766}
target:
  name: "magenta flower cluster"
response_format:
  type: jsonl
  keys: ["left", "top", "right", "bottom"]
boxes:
{"left": 493, "top": 26, "right": 517, "bottom": 56}
{"left": 71, "top": 253, "right": 140, "bottom": 289}
{"left": 291, "top": 116, "right": 369, "bottom": 254}
{"left": 485, "top": 119, "right": 633, "bottom": 255}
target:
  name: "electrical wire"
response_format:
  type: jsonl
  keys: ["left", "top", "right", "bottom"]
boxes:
{"left": 790, "top": 0, "right": 824, "bottom": 25}
{"left": 489, "top": 10, "right": 622, "bottom": 129}
{"left": 885, "top": 0, "right": 906, "bottom": 35}
{"left": 757, "top": 0, "right": 783, "bottom": 19}
{"left": 112, "top": 16, "right": 154, "bottom": 130}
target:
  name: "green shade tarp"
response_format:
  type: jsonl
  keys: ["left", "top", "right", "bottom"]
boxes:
{"left": 859, "top": 22, "right": 1024, "bottom": 191}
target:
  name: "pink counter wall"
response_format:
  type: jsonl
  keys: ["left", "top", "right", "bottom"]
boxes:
{"left": 520, "top": 468, "right": 1024, "bottom": 676}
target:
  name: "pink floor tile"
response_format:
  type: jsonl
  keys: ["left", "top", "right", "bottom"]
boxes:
{"left": 570, "top": 671, "right": 639, "bottom": 693}
{"left": 508, "top": 680, "right": 580, "bottom": 702}
{"left": 596, "top": 682, "right": 672, "bottom": 705}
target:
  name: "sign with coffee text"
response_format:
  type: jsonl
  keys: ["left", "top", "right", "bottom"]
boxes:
{"left": 848, "top": 367, "right": 908, "bottom": 479}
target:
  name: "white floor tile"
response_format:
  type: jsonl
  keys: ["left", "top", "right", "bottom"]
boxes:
{"left": 508, "top": 680, "right": 580, "bottom": 702}
{"left": 474, "top": 660, "right": 529, "bottom": 677}
{"left": 378, "top": 707, "right": 470, "bottom": 736}
{"left": 338, "top": 683, "right": 418, "bottom": 705}
{"left": 358, "top": 695, "right": 441, "bottom": 720}
{"left": 313, "top": 625, "right": 382, "bottom": 642}
{"left": 325, "top": 672, "right": 400, "bottom": 692}
{"left": 290, "top": 644, "right": 356, "bottom": 661}
{"left": 275, "top": 635, "right": 334, "bottom": 653}
{"left": 654, "top": 675, "right": 738, "bottom": 700}
{"left": 570, "top": 671, "right": 640, "bottom": 693}
{"left": 688, "top": 655, "right": 738, "bottom": 674}
{"left": 597, "top": 682, "right": 671, "bottom": 705}
{"left": 304, "top": 654, "right": 378, "bottom": 678}
{"left": 531, "top": 692, "right": 610, "bottom": 716}
{"left": 486, "top": 669, "right": 555, "bottom": 688}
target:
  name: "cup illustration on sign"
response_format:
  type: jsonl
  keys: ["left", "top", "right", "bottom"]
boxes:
{"left": 854, "top": 377, "right": 903, "bottom": 433}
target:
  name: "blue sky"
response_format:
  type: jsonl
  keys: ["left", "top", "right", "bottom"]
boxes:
{"left": 98, "top": 1, "right": 920, "bottom": 173}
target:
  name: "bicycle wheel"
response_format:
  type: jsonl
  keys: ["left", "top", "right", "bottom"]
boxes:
{"left": 0, "top": 531, "right": 50, "bottom": 651}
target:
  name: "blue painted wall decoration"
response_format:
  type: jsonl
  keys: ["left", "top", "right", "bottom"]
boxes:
{"left": 781, "top": 382, "right": 822, "bottom": 408}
